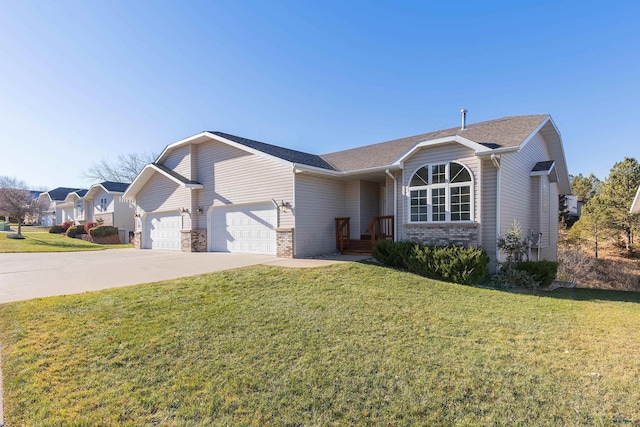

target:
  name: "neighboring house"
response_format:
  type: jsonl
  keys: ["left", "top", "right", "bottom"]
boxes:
{"left": 123, "top": 114, "right": 571, "bottom": 270}
{"left": 37, "top": 187, "right": 83, "bottom": 226}
{"left": 631, "top": 186, "right": 640, "bottom": 213}
{"left": 83, "top": 181, "right": 135, "bottom": 243}
{"left": 60, "top": 189, "right": 89, "bottom": 223}
{"left": 564, "top": 194, "right": 582, "bottom": 226}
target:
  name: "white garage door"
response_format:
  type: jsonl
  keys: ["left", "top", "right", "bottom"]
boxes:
{"left": 144, "top": 213, "right": 181, "bottom": 250}
{"left": 210, "top": 203, "right": 277, "bottom": 255}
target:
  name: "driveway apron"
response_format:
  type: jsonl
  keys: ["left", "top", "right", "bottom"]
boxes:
{"left": 0, "top": 249, "right": 277, "bottom": 304}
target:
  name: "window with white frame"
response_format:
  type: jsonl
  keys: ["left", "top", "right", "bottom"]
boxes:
{"left": 99, "top": 198, "right": 107, "bottom": 212}
{"left": 409, "top": 162, "right": 473, "bottom": 222}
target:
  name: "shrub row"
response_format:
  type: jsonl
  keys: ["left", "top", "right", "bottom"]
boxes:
{"left": 49, "top": 223, "right": 119, "bottom": 239}
{"left": 373, "top": 240, "right": 490, "bottom": 285}
{"left": 66, "top": 224, "right": 85, "bottom": 238}
{"left": 89, "top": 225, "right": 118, "bottom": 238}
{"left": 49, "top": 225, "right": 64, "bottom": 234}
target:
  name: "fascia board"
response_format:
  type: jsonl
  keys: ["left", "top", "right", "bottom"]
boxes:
{"left": 155, "top": 132, "right": 210, "bottom": 163}
{"left": 294, "top": 163, "right": 401, "bottom": 176}
{"left": 122, "top": 166, "right": 155, "bottom": 201}
{"left": 38, "top": 193, "right": 53, "bottom": 203}
{"left": 123, "top": 164, "right": 203, "bottom": 201}
{"left": 293, "top": 164, "right": 340, "bottom": 176}
{"left": 631, "top": 186, "right": 640, "bottom": 213}
{"left": 539, "top": 116, "right": 571, "bottom": 194}
{"left": 63, "top": 193, "right": 79, "bottom": 203}
{"left": 475, "top": 146, "right": 520, "bottom": 156}
{"left": 150, "top": 164, "right": 203, "bottom": 189}
{"left": 84, "top": 183, "right": 111, "bottom": 200}
{"left": 391, "top": 136, "right": 487, "bottom": 166}
{"left": 342, "top": 165, "right": 402, "bottom": 175}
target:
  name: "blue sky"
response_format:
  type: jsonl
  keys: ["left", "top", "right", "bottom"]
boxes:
{"left": 1, "top": 0, "right": 638, "bottom": 189}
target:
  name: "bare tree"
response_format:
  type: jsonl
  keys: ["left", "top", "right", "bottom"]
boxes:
{"left": 82, "top": 152, "right": 157, "bottom": 183}
{"left": 0, "top": 176, "right": 47, "bottom": 238}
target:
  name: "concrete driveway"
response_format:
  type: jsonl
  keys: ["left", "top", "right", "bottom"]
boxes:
{"left": 0, "top": 249, "right": 370, "bottom": 304}
{"left": 0, "top": 249, "right": 279, "bottom": 304}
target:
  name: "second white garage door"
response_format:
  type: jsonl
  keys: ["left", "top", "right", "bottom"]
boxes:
{"left": 210, "top": 203, "right": 277, "bottom": 255}
{"left": 145, "top": 213, "right": 182, "bottom": 250}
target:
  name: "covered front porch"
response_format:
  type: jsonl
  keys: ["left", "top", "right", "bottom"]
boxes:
{"left": 332, "top": 171, "right": 398, "bottom": 255}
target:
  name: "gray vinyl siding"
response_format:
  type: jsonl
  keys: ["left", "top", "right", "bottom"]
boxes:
{"left": 136, "top": 173, "right": 192, "bottom": 230}
{"left": 385, "top": 176, "right": 394, "bottom": 216}
{"left": 402, "top": 143, "right": 479, "bottom": 225}
{"left": 194, "top": 140, "right": 294, "bottom": 230}
{"left": 294, "top": 173, "right": 346, "bottom": 257}
{"left": 546, "top": 183, "right": 559, "bottom": 261}
{"left": 113, "top": 194, "right": 136, "bottom": 243}
{"left": 163, "top": 145, "right": 191, "bottom": 178}
{"left": 345, "top": 181, "right": 360, "bottom": 240}
{"left": 393, "top": 170, "right": 403, "bottom": 240}
{"left": 91, "top": 188, "right": 113, "bottom": 216}
{"left": 481, "top": 159, "right": 498, "bottom": 269}
{"left": 499, "top": 132, "right": 551, "bottom": 241}
{"left": 538, "top": 175, "right": 551, "bottom": 248}
{"left": 359, "top": 181, "right": 380, "bottom": 235}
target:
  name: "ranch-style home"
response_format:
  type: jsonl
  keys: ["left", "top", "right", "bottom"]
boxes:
{"left": 38, "top": 187, "right": 84, "bottom": 226}
{"left": 123, "top": 114, "right": 571, "bottom": 271}
{"left": 83, "top": 181, "right": 136, "bottom": 243}
{"left": 37, "top": 182, "right": 135, "bottom": 243}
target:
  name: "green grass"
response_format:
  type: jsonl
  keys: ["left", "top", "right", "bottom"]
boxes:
{"left": 0, "top": 228, "right": 131, "bottom": 252}
{"left": 1, "top": 263, "right": 640, "bottom": 425}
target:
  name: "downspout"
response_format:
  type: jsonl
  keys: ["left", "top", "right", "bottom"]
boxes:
{"left": 292, "top": 163, "right": 297, "bottom": 257}
{"left": 385, "top": 169, "right": 397, "bottom": 241}
{"left": 491, "top": 154, "right": 501, "bottom": 265}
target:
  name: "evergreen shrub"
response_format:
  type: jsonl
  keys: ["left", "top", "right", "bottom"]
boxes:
{"left": 513, "top": 260, "right": 558, "bottom": 287}
{"left": 89, "top": 225, "right": 118, "bottom": 238}
{"left": 373, "top": 240, "right": 489, "bottom": 285}
{"left": 66, "top": 224, "right": 86, "bottom": 238}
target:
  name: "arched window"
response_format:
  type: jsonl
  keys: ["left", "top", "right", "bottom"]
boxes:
{"left": 409, "top": 162, "right": 473, "bottom": 222}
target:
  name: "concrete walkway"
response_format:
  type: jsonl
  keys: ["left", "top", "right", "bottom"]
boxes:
{"left": 0, "top": 249, "right": 369, "bottom": 424}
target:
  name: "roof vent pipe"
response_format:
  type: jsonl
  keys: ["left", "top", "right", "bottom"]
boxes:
{"left": 461, "top": 109, "right": 468, "bottom": 130}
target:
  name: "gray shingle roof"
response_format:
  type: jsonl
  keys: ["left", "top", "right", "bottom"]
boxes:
{"left": 200, "top": 115, "right": 549, "bottom": 173}
{"left": 320, "top": 115, "right": 549, "bottom": 172}
{"left": 46, "top": 187, "right": 84, "bottom": 201}
{"left": 531, "top": 160, "right": 555, "bottom": 172}
{"left": 101, "top": 181, "right": 130, "bottom": 192}
{"left": 210, "top": 131, "right": 336, "bottom": 171}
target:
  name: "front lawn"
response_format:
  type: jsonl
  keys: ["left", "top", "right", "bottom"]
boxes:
{"left": 1, "top": 263, "right": 639, "bottom": 425}
{"left": 0, "top": 228, "right": 131, "bottom": 252}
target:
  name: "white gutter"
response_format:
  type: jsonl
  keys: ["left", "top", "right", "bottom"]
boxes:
{"left": 385, "top": 169, "right": 397, "bottom": 241}
{"left": 491, "top": 154, "right": 501, "bottom": 264}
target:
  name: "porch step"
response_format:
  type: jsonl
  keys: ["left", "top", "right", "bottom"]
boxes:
{"left": 341, "top": 239, "right": 374, "bottom": 255}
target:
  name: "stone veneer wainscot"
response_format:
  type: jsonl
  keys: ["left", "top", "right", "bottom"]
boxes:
{"left": 403, "top": 223, "right": 479, "bottom": 247}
